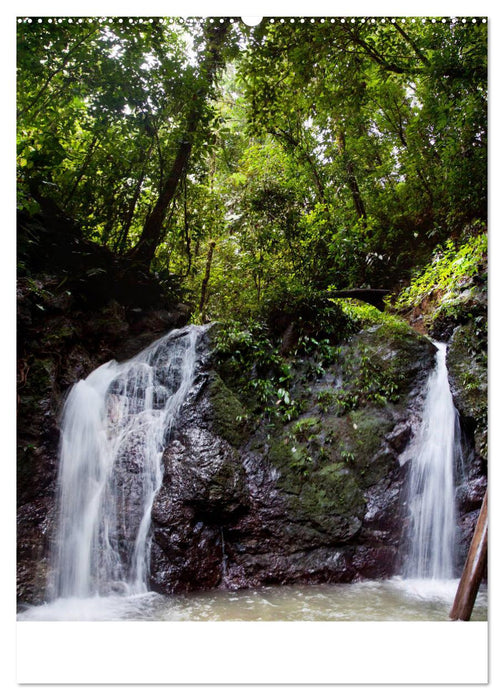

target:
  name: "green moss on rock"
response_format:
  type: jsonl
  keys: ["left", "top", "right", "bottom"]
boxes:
{"left": 206, "top": 372, "right": 249, "bottom": 447}
{"left": 267, "top": 426, "right": 365, "bottom": 541}
{"left": 284, "top": 460, "right": 365, "bottom": 541}
{"left": 316, "top": 409, "right": 396, "bottom": 488}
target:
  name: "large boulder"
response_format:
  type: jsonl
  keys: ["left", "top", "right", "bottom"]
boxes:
{"left": 149, "top": 321, "right": 437, "bottom": 592}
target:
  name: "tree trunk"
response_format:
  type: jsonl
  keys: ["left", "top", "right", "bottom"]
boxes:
{"left": 271, "top": 127, "right": 327, "bottom": 204}
{"left": 114, "top": 140, "right": 154, "bottom": 253}
{"left": 199, "top": 240, "right": 216, "bottom": 316}
{"left": 182, "top": 175, "right": 192, "bottom": 276}
{"left": 128, "top": 20, "right": 230, "bottom": 270}
{"left": 336, "top": 130, "right": 367, "bottom": 221}
{"left": 63, "top": 134, "right": 100, "bottom": 210}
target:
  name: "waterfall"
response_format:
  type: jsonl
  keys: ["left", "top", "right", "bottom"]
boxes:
{"left": 48, "top": 325, "right": 205, "bottom": 600}
{"left": 405, "top": 342, "right": 461, "bottom": 580}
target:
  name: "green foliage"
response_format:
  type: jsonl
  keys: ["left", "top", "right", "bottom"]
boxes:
{"left": 262, "top": 283, "right": 359, "bottom": 344}
{"left": 328, "top": 339, "right": 407, "bottom": 415}
{"left": 17, "top": 18, "right": 236, "bottom": 262}
{"left": 214, "top": 320, "right": 302, "bottom": 422}
{"left": 237, "top": 18, "right": 486, "bottom": 289}
{"left": 395, "top": 227, "right": 487, "bottom": 340}
{"left": 17, "top": 17, "right": 487, "bottom": 330}
{"left": 331, "top": 299, "right": 415, "bottom": 342}
{"left": 291, "top": 417, "right": 322, "bottom": 442}
{"left": 316, "top": 389, "right": 337, "bottom": 414}
{"left": 395, "top": 229, "right": 487, "bottom": 310}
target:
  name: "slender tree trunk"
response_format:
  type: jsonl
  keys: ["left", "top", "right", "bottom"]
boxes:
{"left": 63, "top": 134, "right": 100, "bottom": 210}
{"left": 271, "top": 128, "right": 327, "bottom": 204}
{"left": 114, "top": 139, "right": 155, "bottom": 253}
{"left": 199, "top": 240, "right": 216, "bottom": 316}
{"left": 391, "top": 22, "right": 431, "bottom": 68}
{"left": 129, "top": 126, "right": 195, "bottom": 266}
{"left": 182, "top": 175, "right": 192, "bottom": 276}
{"left": 336, "top": 130, "right": 367, "bottom": 221}
{"left": 128, "top": 19, "right": 230, "bottom": 269}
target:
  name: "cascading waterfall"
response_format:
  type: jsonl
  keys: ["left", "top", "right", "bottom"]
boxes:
{"left": 405, "top": 341, "right": 462, "bottom": 580}
{"left": 48, "top": 325, "right": 205, "bottom": 600}
{"left": 19, "top": 328, "right": 488, "bottom": 623}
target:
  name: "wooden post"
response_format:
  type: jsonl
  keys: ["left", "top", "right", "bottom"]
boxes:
{"left": 450, "top": 490, "right": 488, "bottom": 621}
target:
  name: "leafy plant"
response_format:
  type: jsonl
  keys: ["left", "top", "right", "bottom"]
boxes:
{"left": 214, "top": 320, "right": 303, "bottom": 422}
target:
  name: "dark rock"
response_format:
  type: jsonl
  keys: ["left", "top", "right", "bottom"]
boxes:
{"left": 149, "top": 428, "right": 248, "bottom": 592}
{"left": 447, "top": 322, "right": 487, "bottom": 459}
{"left": 456, "top": 510, "right": 481, "bottom": 573}
{"left": 16, "top": 497, "right": 55, "bottom": 605}
{"left": 361, "top": 475, "right": 404, "bottom": 544}
{"left": 146, "top": 321, "right": 437, "bottom": 594}
{"left": 443, "top": 315, "right": 488, "bottom": 572}
{"left": 386, "top": 422, "right": 412, "bottom": 453}
{"left": 222, "top": 547, "right": 357, "bottom": 588}
{"left": 350, "top": 545, "right": 398, "bottom": 580}
{"left": 456, "top": 475, "right": 487, "bottom": 515}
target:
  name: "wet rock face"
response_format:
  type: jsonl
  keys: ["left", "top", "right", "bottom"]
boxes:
{"left": 150, "top": 428, "right": 248, "bottom": 592}
{"left": 17, "top": 498, "right": 55, "bottom": 605}
{"left": 149, "top": 324, "right": 437, "bottom": 593}
{"left": 445, "top": 319, "right": 487, "bottom": 574}
{"left": 447, "top": 321, "right": 487, "bottom": 460}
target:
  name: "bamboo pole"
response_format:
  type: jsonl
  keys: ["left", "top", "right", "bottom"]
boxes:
{"left": 450, "top": 490, "right": 488, "bottom": 621}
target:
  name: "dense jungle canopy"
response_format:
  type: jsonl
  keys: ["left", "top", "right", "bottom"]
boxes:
{"left": 17, "top": 16, "right": 487, "bottom": 321}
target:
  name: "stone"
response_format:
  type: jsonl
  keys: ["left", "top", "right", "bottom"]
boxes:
{"left": 146, "top": 321, "right": 437, "bottom": 594}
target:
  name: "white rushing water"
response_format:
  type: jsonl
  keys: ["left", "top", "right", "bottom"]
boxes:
{"left": 404, "top": 341, "right": 461, "bottom": 580}
{"left": 47, "top": 325, "right": 204, "bottom": 600}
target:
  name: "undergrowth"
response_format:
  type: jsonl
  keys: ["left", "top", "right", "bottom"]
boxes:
{"left": 394, "top": 228, "right": 487, "bottom": 315}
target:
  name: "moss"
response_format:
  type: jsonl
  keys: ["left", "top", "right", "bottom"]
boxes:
{"left": 206, "top": 372, "right": 249, "bottom": 448}
{"left": 291, "top": 416, "right": 322, "bottom": 441}
{"left": 309, "top": 462, "right": 365, "bottom": 517}
{"left": 320, "top": 409, "right": 396, "bottom": 488}
{"left": 285, "top": 461, "right": 365, "bottom": 540}
{"left": 267, "top": 424, "right": 365, "bottom": 540}
{"left": 268, "top": 436, "right": 312, "bottom": 474}
{"left": 343, "top": 324, "right": 435, "bottom": 401}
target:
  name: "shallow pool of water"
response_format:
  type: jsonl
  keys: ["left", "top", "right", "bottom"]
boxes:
{"left": 17, "top": 577, "right": 488, "bottom": 622}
